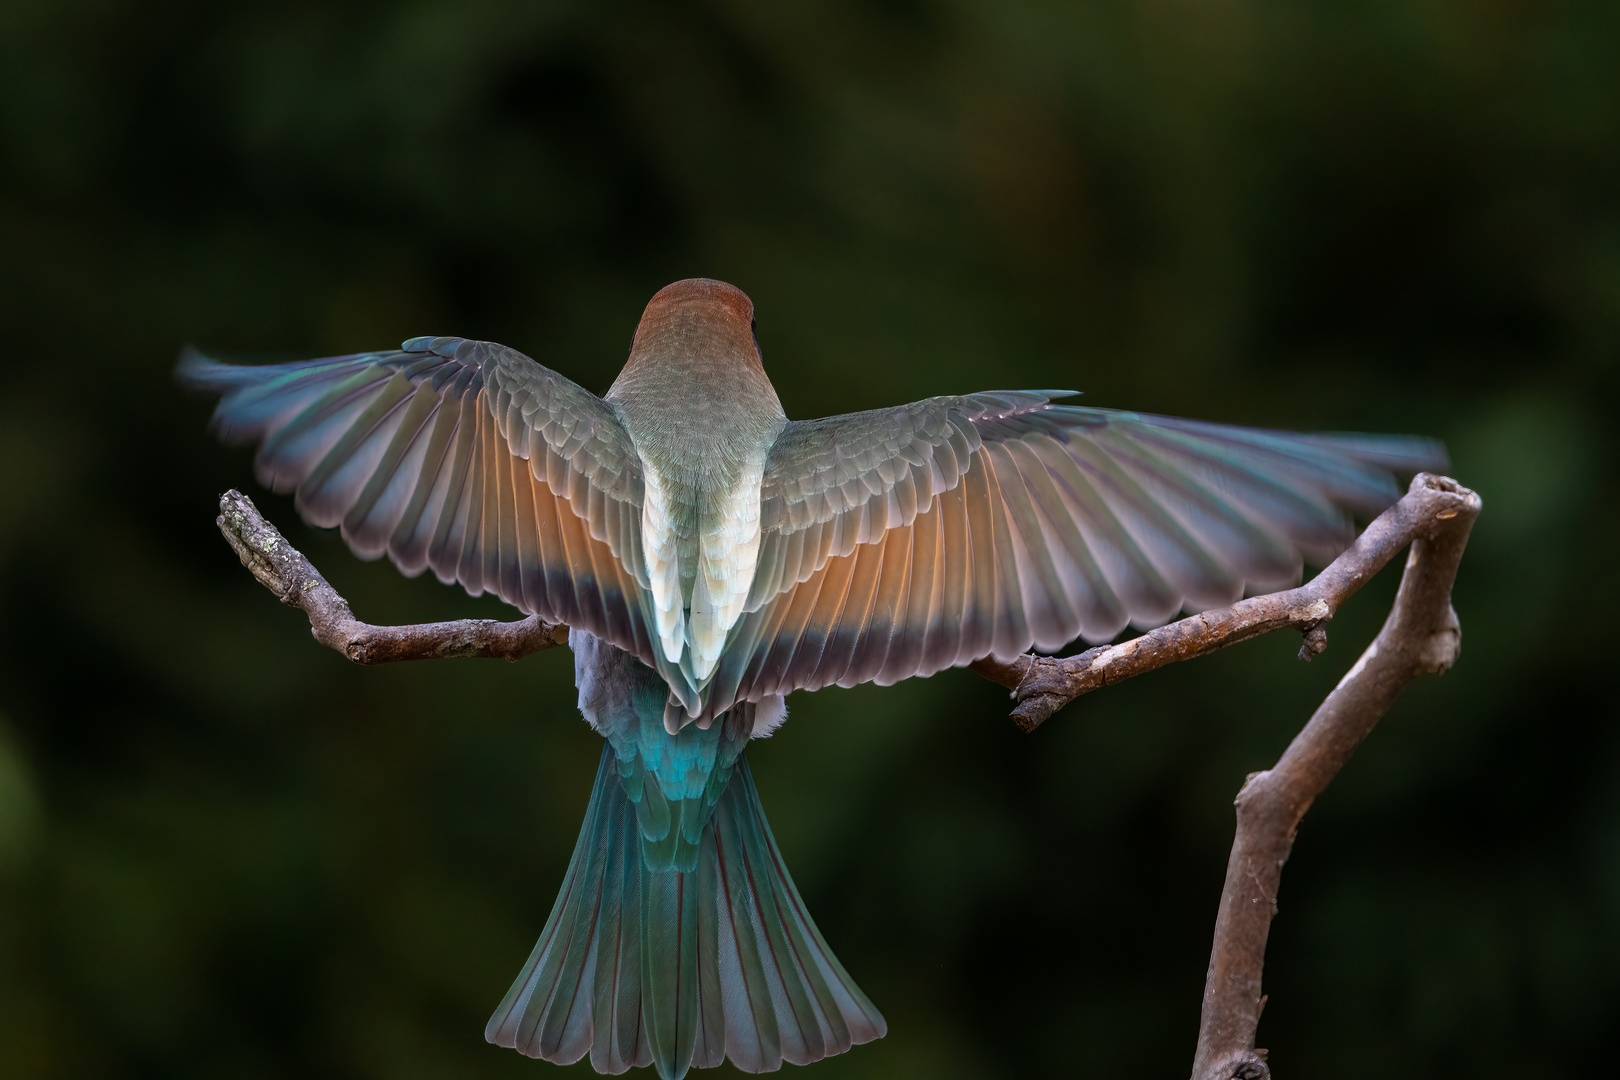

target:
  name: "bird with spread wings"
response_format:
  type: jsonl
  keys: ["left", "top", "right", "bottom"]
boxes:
{"left": 180, "top": 278, "right": 1444, "bottom": 1080}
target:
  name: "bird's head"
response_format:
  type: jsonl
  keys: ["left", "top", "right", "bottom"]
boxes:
{"left": 611, "top": 279, "right": 769, "bottom": 401}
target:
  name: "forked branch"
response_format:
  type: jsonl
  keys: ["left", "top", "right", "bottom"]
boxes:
{"left": 972, "top": 474, "right": 1479, "bottom": 1078}
{"left": 1189, "top": 474, "right": 1479, "bottom": 1079}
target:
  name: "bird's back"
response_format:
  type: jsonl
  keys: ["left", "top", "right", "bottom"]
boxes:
{"left": 606, "top": 279, "right": 788, "bottom": 697}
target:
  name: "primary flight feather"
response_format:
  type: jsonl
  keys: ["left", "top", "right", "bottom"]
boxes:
{"left": 179, "top": 277, "right": 1445, "bottom": 1079}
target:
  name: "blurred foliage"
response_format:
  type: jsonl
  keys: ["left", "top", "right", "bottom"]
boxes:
{"left": 1, "top": 0, "right": 1618, "bottom": 1076}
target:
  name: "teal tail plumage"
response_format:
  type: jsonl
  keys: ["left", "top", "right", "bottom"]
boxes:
{"left": 485, "top": 745, "right": 886, "bottom": 1078}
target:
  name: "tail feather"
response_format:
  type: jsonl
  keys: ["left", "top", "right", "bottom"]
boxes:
{"left": 487, "top": 746, "right": 884, "bottom": 1078}
{"left": 714, "top": 763, "right": 884, "bottom": 1070}
{"left": 591, "top": 803, "right": 652, "bottom": 1073}
{"left": 491, "top": 748, "right": 619, "bottom": 1066}
{"left": 641, "top": 861, "right": 701, "bottom": 1078}
{"left": 692, "top": 849, "right": 727, "bottom": 1069}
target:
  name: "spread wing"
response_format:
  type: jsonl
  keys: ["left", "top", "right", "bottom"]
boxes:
{"left": 178, "top": 337, "right": 663, "bottom": 667}
{"left": 702, "top": 393, "right": 1447, "bottom": 709}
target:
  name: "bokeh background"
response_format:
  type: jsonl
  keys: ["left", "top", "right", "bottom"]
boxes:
{"left": 2, "top": 1, "right": 1617, "bottom": 1076}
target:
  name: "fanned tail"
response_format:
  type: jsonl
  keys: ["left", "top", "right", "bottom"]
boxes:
{"left": 486, "top": 746, "right": 885, "bottom": 1078}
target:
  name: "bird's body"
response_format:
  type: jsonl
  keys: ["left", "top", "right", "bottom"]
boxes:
{"left": 606, "top": 283, "right": 786, "bottom": 714}
{"left": 180, "top": 278, "right": 1446, "bottom": 1079}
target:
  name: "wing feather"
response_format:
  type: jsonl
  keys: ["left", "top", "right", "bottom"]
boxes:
{"left": 342, "top": 380, "right": 442, "bottom": 554}
{"left": 858, "top": 527, "right": 914, "bottom": 686}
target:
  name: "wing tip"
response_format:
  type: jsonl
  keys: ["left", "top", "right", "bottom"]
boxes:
{"left": 173, "top": 345, "right": 230, "bottom": 390}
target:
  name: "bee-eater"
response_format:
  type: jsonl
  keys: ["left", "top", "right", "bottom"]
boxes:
{"left": 179, "top": 278, "right": 1444, "bottom": 1078}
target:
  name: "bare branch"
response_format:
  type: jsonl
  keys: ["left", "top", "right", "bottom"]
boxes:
{"left": 969, "top": 473, "right": 1478, "bottom": 732}
{"left": 968, "top": 473, "right": 1481, "bottom": 1077}
{"left": 215, "top": 489, "right": 568, "bottom": 664}
{"left": 1188, "top": 473, "right": 1480, "bottom": 1080}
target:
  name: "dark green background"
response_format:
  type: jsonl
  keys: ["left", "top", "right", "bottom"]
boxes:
{"left": 1, "top": 1, "right": 1616, "bottom": 1076}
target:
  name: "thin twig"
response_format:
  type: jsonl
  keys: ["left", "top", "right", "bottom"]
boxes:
{"left": 1189, "top": 473, "right": 1480, "bottom": 1080}
{"left": 215, "top": 489, "right": 568, "bottom": 663}
{"left": 969, "top": 473, "right": 1477, "bottom": 732}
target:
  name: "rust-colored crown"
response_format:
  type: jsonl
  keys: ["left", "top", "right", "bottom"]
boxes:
{"left": 618, "top": 278, "right": 761, "bottom": 383}
{"left": 638, "top": 278, "right": 755, "bottom": 334}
